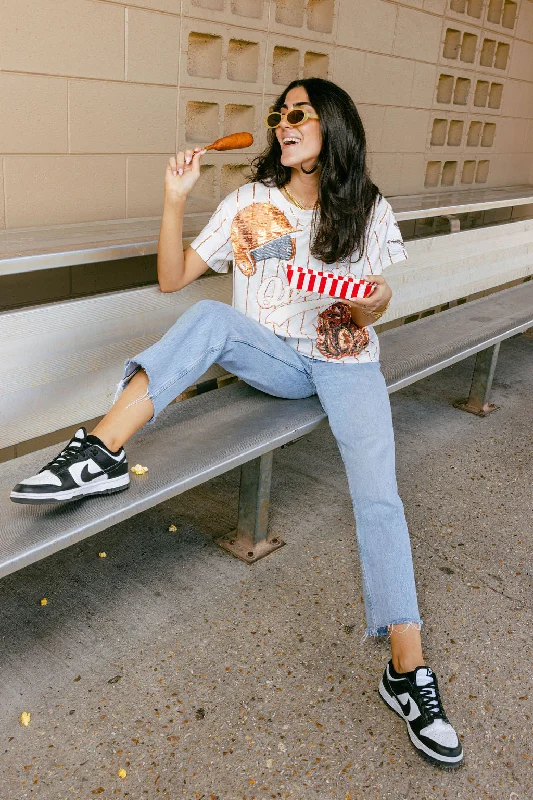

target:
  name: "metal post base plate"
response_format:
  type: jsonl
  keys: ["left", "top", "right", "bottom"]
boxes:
{"left": 216, "top": 532, "right": 286, "bottom": 564}
{"left": 453, "top": 399, "right": 499, "bottom": 417}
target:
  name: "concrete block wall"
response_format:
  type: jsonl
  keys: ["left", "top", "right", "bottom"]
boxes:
{"left": 0, "top": 0, "right": 533, "bottom": 230}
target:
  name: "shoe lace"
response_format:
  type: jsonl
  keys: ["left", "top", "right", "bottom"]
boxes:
{"left": 40, "top": 440, "right": 89, "bottom": 472}
{"left": 414, "top": 677, "right": 450, "bottom": 724}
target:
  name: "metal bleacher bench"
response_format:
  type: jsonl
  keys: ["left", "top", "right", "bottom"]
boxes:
{"left": 1, "top": 185, "right": 532, "bottom": 576}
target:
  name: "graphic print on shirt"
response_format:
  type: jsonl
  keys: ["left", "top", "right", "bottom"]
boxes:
{"left": 315, "top": 302, "right": 370, "bottom": 360}
{"left": 230, "top": 203, "right": 298, "bottom": 277}
{"left": 256, "top": 275, "right": 334, "bottom": 327}
{"left": 190, "top": 183, "right": 409, "bottom": 364}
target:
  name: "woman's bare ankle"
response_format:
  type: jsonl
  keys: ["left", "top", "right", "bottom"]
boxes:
{"left": 89, "top": 427, "right": 121, "bottom": 453}
{"left": 389, "top": 622, "right": 425, "bottom": 673}
{"left": 89, "top": 369, "right": 153, "bottom": 452}
{"left": 391, "top": 657, "right": 426, "bottom": 674}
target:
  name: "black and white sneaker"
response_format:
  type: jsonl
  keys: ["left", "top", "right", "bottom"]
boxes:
{"left": 378, "top": 660, "right": 464, "bottom": 769}
{"left": 10, "top": 427, "right": 130, "bottom": 504}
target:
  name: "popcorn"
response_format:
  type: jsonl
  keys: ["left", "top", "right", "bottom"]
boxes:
{"left": 168, "top": 525, "right": 177, "bottom": 532}
{"left": 131, "top": 464, "right": 149, "bottom": 475}
{"left": 118, "top": 769, "right": 127, "bottom": 779}
{"left": 40, "top": 598, "right": 48, "bottom": 606}
{"left": 98, "top": 552, "right": 107, "bottom": 559}
{"left": 20, "top": 712, "right": 31, "bottom": 727}
{"left": 286, "top": 265, "right": 374, "bottom": 300}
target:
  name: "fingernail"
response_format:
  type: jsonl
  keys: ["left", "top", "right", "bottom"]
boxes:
{"left": 178, "top": 168, "right": 183, "bottom": 176}
{"left": 186, "top": 156, "right": 191, "bottom": 165}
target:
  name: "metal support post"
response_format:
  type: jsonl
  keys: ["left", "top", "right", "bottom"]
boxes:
{"left": 442, "top": 214, "right": 461, "bottom": 233}
{"left": 453, "top": 342, "right": 501, "bottom": 416}
{"left": 216, "top": 451, "right": 285, "bottom": 563}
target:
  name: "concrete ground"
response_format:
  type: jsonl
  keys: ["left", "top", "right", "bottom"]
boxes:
{"left": 0, "top": 333, "right": 531, "bottom": 800}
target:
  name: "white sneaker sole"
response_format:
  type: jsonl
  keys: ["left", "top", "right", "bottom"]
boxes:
{"left": 378, "top": 677, "right": 464, "bottom": 768}
{"left": 10, "top": 473, "right": 130, "bottom": 504}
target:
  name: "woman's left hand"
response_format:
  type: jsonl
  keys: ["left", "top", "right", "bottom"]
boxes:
{"left": 347, "top": 273, "right": 392, "bottom": 314}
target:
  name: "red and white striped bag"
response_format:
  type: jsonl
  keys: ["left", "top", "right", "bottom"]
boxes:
{"left": 285, "top": 265, "right": 374, "bottom": 300}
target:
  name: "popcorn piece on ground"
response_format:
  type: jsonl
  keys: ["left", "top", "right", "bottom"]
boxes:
{"left": 118, "top": 768, "right": 127, "bottom": 779}
{"left": 98, "top": 552, "right": 107, "bottom": 558}
{"left": 40, "top": 598, "right": 48, "bottom": 606}
{"left": 168, "top": 524, "right": 178, "bottom": 532}
{"left": 20, "top": 712, "right": 31, "bottom": 727}
{"left": 131, "top": 464, "right": 149, "bottom": 475}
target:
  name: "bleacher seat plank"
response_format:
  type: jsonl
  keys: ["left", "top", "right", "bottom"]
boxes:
{"left": 389, "top": 184, "right": 533, "bottom": 220}
{"left": 0, "top": 213, "right": 211, "bottom": 276}
{"left": 381, "top": 281, "right": 533, "bottom": 390}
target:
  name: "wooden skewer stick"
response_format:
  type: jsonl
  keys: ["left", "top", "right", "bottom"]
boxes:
{"left": 205, "top": 132, "right": 254, "bottom": 151}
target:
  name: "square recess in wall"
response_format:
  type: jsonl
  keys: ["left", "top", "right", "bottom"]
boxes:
{"left": 467, "top": 120, "right": 482, "bottom": 145}
{"left": 307, "top": 0, "right": 335, "bottom": 34}
{"left": 476, "top": 159, "right": 490, "bottom": 182}
{"left": 431, "top": 119, "right": 447, "bottom": 146}
{"left": 453, "top": 77, "right": 470, "bottom": 105}
{"left": 221, "top": 164, "right": 250, "bottom": 197}
{"left": 186, "top": 101, "right": 219, "bottom": 143}
{"left": 187, "top": 33, "right": 223, "bottom": 79}
{"left": 502, "top": 1, "right": 517, "bottom": 29}
{"left": 303, "top": 52, "right": 329, "bottom": 79}
{"left": 461, "top": 160, "right": 476, "bottom": 183}
{"left": 227, "top": 39, "right": 260, "bottom": 82}
{"left": 474, "top": 80, "right": 489, "bottom": 106}
{"left": 437, "top": 74, "right": 454, "bottom": 104}
{"left": 224, "top": 104, "right": 255, "bottom": 137}
{"left": 231, "top": 0, "right": 263, "bottom": 18}
{"left": 481, "top": 122, "right": 496, "bottom": 146}
{"left": 494, "top": 42, "right": 509, "bottom": 70}
{"left": 444, "top": 29, "right": 461, "bottom": 60}
{"left": 467, "top": 0, "right": 483, "bottom": 18}
{"left": 272, "top": 46, "right": 299, "bottom": 85}
{"left": 488, "top": 0, "right": 501, "bottom": 23}
{"left": 275, "top": 0, "right": 305, "bottom": 27}
{"left": 448, "top": 120, "right": 464, "bottom": 146}
{"left": 425, "top": 161, "right": 441, "bottom": 187}
{"left": 480, "top": 38, "right": 496, "bottom": 67}
{"left": 461, "top": 33, "right": 477, "bottom": 63}
{"left": 442, "top": 161, "right": 457, "bottom": 186}
{"left": 488, "top": 82, "right": 503, "bottom": 108}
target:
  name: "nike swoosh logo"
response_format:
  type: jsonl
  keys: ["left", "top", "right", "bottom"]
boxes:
{"left": 80, "top": 463, "right": 105, "bottom": 483}
{"left": 397, "top": 696, "right": 412, "bottom": 716}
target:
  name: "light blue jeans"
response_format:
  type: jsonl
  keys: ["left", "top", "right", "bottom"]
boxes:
{"left": 117, "top": 300, "right": 423, "bottom": 642}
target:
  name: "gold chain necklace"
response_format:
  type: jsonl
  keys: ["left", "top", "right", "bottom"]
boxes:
{"left": 282, "top": 184, "right": 317, "bottom": 211}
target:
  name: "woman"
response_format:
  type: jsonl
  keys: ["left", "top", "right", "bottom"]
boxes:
{"left": 11, "top": 78, "right": 463, "bottom": 769}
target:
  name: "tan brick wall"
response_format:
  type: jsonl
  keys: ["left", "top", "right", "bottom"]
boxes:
{"left": 1, "top": 0, "right": 533, "bottom": 230}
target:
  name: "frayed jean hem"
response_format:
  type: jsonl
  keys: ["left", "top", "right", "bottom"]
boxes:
{"left": 113, "top": 358, "right": 157, "bottom": 421}
{"left": 360, "top": 619, "right": 423, "bottom": 645}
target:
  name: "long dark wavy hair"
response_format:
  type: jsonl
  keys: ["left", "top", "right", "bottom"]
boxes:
{"left": 250, "top": 78, "right": 382, "bottom": 265}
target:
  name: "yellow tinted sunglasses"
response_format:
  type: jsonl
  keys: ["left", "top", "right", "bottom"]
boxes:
{"left": 265, "top": 108, "right": 320, "bottom": 128}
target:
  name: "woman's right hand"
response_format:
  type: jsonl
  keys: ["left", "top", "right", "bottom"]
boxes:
{"left": 164, "top": 146, "right": 206, "bottom": 204}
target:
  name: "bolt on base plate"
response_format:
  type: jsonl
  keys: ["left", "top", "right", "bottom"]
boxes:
{"left": 453, "top": 399, "right": 499, "bottom": 417}
{"left": 216, "top": 532, "right": 286, "bottom": 564}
